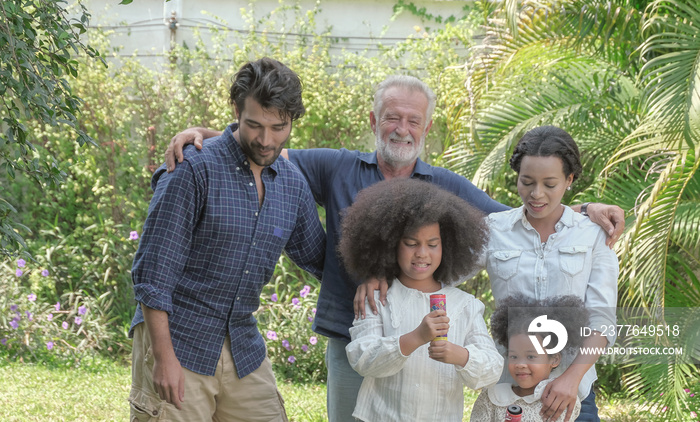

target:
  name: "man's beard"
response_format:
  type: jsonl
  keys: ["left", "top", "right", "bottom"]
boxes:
{"left": 239, "top": 137, "right": 287, "bottom": 168}
{"left": 375, "top": 131, "right": 424, "bottom": 168}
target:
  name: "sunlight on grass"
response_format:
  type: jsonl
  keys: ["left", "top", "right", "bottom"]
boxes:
{"left": 0, "top": 360, "right": 650, "bottom": 421}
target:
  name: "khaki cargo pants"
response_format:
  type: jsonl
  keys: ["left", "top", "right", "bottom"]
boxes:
{"left": 129, "top": 323, "right": 288, "bottom": 422}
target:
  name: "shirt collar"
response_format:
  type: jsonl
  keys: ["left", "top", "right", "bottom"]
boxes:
{"left": 360, "top": 151, "right": 434, "bottom": 178}
{"left": 487, "top": 378, "right": 554, "bottom": 406}
{"left": 225, "top": 122, "right": 280, "bottom": 176}
{"left": 503, "top": 205, "right": 576, "bottom": 231}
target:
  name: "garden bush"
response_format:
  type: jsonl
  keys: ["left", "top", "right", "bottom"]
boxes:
{"left": 1, "top": 2, "right": 477, "bottom": 372}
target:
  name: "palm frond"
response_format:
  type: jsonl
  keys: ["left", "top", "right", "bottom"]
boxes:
{"left": 617, "top": 145, "right": 700, "bottom": 310}
{"left": 639, "top": 0, "right": 700, "bottom": 148}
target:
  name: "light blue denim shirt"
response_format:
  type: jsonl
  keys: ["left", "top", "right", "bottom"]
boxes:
{"left": 481, "top": 205, "right": 619, "bottom": 398}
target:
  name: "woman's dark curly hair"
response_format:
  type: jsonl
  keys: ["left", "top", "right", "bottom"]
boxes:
{"left": 338, "top": 178, "right": 488, "bottom": 286}
{"left": 509, "top": 126, "right": 583, "bottom": 182}
{"left": 490, "top": 294, "right": 589, "bottom": 352}
{"left": 229, "top": 57, "right": 305, "bottom": 122}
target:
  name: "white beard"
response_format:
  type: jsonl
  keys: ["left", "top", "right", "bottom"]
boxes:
{"left": 376, "top": 131, "right": 424, "bottom": 168}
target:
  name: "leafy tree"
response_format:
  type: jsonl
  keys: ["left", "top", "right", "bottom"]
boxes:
{"left": 0, "top": 0, "right": 102, "bottom": 256}
{"left": 441, "top": 0, "right": 700, "bottom": 418}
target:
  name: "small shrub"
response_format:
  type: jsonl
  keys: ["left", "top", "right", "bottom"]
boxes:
{"left": 0, "top": 259, "right": 118, "bottom": 366}
{"left": 256, "top": 255, "right": 327, "bottom": 383}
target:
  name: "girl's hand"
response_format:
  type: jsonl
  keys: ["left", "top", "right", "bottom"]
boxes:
{"left": 428, "top": 340, "right": 469, "bottom": 367}
{"left": 416, "top": 310, "right": 449, "bottom": 344}
{"left": 540, "top": 371, "right": 580, "bottom": 422}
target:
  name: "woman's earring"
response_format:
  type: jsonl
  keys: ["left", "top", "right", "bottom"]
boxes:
{"left": 567, "top": 186, "right": 571, "bottom": 191}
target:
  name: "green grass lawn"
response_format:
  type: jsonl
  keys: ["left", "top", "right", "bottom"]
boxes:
{"left": 0, "top": 360, "right": 649, "bottom": 421}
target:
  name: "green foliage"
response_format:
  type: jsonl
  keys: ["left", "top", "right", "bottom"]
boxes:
{"left": 3, "top": 1, "right": 478, "bottom": 383}
{"left": 441, "top": 1, "right": 700, "bottom": 419}
{"left": 0, "top": 259, "right": 120, "bottom": 366}
{"left": 256, "top": 255, "right": 327, "bottom": 383}
{"left": 0, "top": 0, "right": 103, "bottom": 256}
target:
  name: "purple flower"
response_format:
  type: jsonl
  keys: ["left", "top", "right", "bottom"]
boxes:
{"left": 17, "top": 258, "right": 26, "bottom": 268}
{"left": 25, "top": 311, "right": 33, "bottom": 321}
{"left": 300, "top": 285, "right": 311, "bottom": 298}
{"left": 271, "top": 293, "right": 278, "bottom": 302}
{"left": 46, "top": 341, "right": 54, "bottom": 351}
{"left": 685, "top": 388, "right": 690, "bottom": 393}
{"left": 47, "top": 314, "right": 54, "bottom": 322}
{"left": 10, "top": 304, "right": 18, "bottom": 312}
{"left": 78, "top": 306, "right": 87, "bottom": 315}
{"left": 62, "top": 321, "right": 69, "bottom": 329}
{"left": 301, "top": 344, "right": 308, "bottom": 352}
{"left": 312, "top": 308, "right": 317, "bottom": 314}
{"left": 308, "top": 316, "right": 314, "bottom": 322}
{"left": 0, "top": 338, "right": 6, "bottom": 346}
{"left": 292, "top": 298, "right": 301, "bottom": 309}
{"left": 282, "top": 340, "right": 291, "bottom": 351}
{"left": 41, "top": 269, "right": 49, "bottom": 277}
{"left": 287, "top": 355, "right": 296, "bottom": 363}
{"left": 28, "top": 294, "right": 37, "bottom": 302}
{"left": 54, "top": 302, "right": 61, "bottom": 311}
{"left": 74, "top": 316, "right": 82, "bottom": 325}
{"left": 9, "top": 319, "right": 19, "bottom": 329}
{"left": 690, "top": 411, "right": 697, "bottom": 418}
{"left": 15, "top": 269, "right": 23, "bottom": 277}
{"left": 266, "top": 330, "right": 278, "bottom": 340}
{"left": 309, "top": 336, "right": 317, "bottom": 345}
{"left": 691, "top": 393, "right": 696, "bottom": 397}
{"left": 129, "top": 231, "right": 139, "bottom": 240}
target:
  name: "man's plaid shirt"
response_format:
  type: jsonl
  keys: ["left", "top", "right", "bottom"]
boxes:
{"left": 130, "top": 123, "right": 325, "bottom": 378}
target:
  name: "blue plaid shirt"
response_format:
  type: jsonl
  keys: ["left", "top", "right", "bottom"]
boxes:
{"left": 130, "top": 123, "right": 325, "bottom": 378}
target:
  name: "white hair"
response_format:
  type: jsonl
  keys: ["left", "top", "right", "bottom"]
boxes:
{"left": 373, "top": 75, "right": 437, "bottom": 122}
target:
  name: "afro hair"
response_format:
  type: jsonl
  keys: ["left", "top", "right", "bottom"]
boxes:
{"left": 338, "top": 178, "right": 488, "bottom": 286}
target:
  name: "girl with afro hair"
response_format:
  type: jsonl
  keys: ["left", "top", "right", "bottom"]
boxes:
{"left": 470, "top": 295, "right": 589, "bottom": 421}
{"left": 341, "top": 178, "right": 503, "bottom": 422}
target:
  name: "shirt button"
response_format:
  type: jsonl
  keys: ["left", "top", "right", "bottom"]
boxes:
{"left": 255, "top": 212, "right": 258, "bottom": 216}
{"left": 249, "top": 182, "right": 253, "bottom": 186}
{"left": 245, "top": 270, "right": 249, "bottom": 274}
{"left": 236, "top": 167, "right": 240, "bottom": 171}
{"left": 252, "top": 242, "right": 256, "bottom": 246}
{"left": 244, "top": 161, "right": 249, "bottom": 165}
{"left": 236, "top": 297, "right": 240, "bottom": 301}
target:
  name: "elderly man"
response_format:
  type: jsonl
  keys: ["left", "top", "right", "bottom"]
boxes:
{"left": 129, "top": 58, "right": 325, "bottom": 422}
{"left": 165, "top": 75, "right": 624, "bottom": 422}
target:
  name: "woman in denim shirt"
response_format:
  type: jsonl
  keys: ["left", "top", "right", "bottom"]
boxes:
{"left": 479, "top": 126, "right": 618, "bottom": 422}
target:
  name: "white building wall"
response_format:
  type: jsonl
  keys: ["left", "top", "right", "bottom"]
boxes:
{"left": 79, "top": 0, "right": 470, "bottom": 69}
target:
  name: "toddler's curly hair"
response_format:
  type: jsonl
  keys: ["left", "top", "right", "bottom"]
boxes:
{"left": 338, "top": 178, "right": 488, "bottom": 285}
{"left": 490, "top": 294, "right": 589, "bottom": 352}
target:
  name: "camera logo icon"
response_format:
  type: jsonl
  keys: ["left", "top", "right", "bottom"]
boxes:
{"left": 528, "top": 315, "right": 568, "bottom": 354}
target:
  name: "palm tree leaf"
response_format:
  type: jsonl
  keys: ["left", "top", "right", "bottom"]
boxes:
{"left": 639, "top": 0, "right": 700, "bottom": 148}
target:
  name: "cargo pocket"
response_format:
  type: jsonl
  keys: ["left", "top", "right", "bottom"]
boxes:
{"left": 128, "top": 389, "right": 164, "bottom": 421}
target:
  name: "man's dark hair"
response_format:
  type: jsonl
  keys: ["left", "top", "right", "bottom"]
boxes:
{"left": 509, "top": 125, "right": 583, "bottom": 182}
{"left": 338, "top": 178, "right": 488, "bottom": 285}
{"left": 229, "top": 57, "right": 305, "bottom": 122}
{"left": 490, "top": 294, "right": 589, "bottom": 352}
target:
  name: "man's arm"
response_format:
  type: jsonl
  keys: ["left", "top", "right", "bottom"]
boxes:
{"left": 166, "top": 127, "right": 222, "bottom": 172}
{"left": 570, "top": 202, "right": 625, "bottom": 248}
{"left": 284, "top": 181, "right": 326, "bottom": 280}
{"left": 141, "top": 304, "right": 185, "bottom": 409}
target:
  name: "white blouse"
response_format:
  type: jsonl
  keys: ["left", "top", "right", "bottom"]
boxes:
{"left": 346, "top": 281, "right": 503, "bottom": 422}
{"left": 481, "top": 205, "right": 619, "bottom": 398}
{"left": 470, "top": 378, "right": 581, "bottom": 422}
